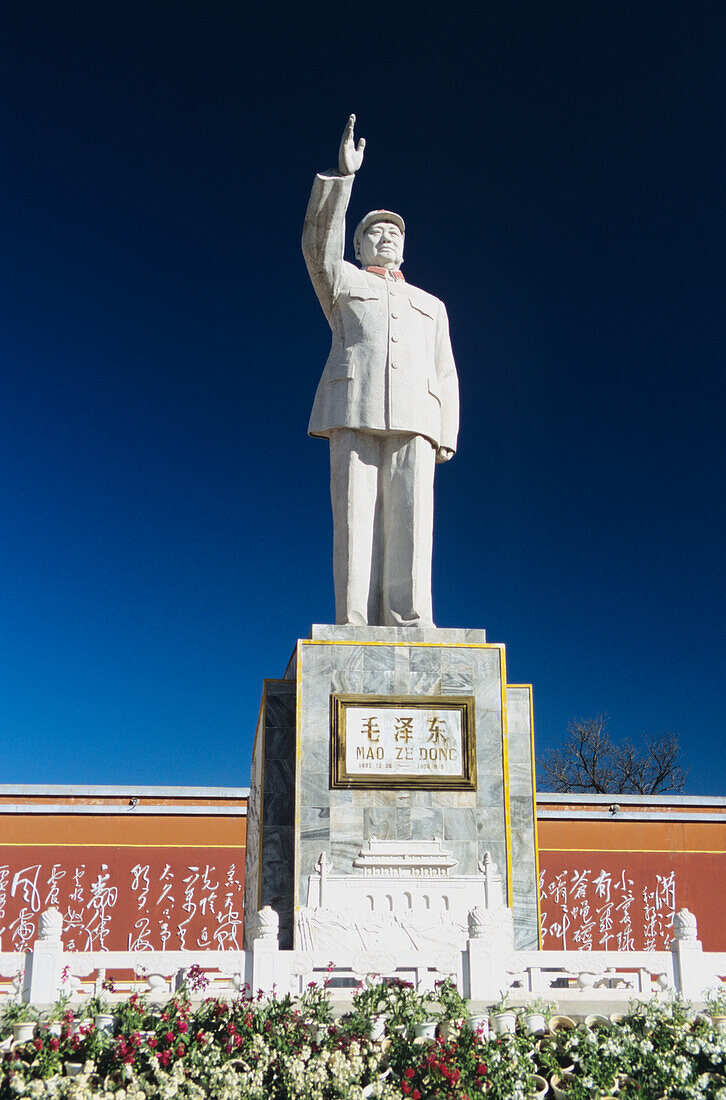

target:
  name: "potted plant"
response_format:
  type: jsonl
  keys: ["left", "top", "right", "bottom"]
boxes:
{"left": 704, "top": 987, "right": 726, "bottom": 1033}
{"left": 0, "top": 1001, "right": 39, "bottom": 1044}
{"left": 520, "top": 997, "right": 554, "bottom": 1036}
{"left": 489, "top": 990, "right": 517, "bottom": 1035}
{"left": 434, "top": 977, "right": 469, "bottom": 1039}
{"left": 82, "top": 977, "right": 117, "bottom": 1033}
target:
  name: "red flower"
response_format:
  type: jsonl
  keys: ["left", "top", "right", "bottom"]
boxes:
{"left": 404, "top": 1068, "right": 415, "bottom": 1079}
{"left": 159, "top": 1051, "right": 171, "bottom": 1066}
{"left": 178, "top": 1020, "right": 189, "bottom": 1033}
{"left": 33, "top": 1038, "right": 42, "bottom": 1050}
{"left": 226, "top": 1022, "right": 237, "bottom": 1035}
{"left": 49, "top": 1037, "right": 59, "bottom": 1051}
{"left": 224, "top": 1041, "right": 233, "bottom": 1054}
{"left": 477, "top": 1063, "right": 488, "bottom": 1075}
{"left": 165, "top": 1031, "right": 175, "bottom": 1043}
{"left": 176, "top": 1044, "right": 185, "bottom": 1058}
{"left": 148, "top": 1037, "right": 158, "bottom": 1049}
{"left": 402, "top": 1086, "right": 411, "bottom": 1096}
{"left": 412, "top": 1092, "right": 421, "bottom": 1099}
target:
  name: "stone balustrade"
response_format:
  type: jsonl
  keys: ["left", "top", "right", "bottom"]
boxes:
{"left": 0, "top": 905, "right": 723, "bottom": 1010}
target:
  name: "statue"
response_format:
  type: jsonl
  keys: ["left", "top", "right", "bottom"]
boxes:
{"left": 303, "top": 116, "right": 459, "bottom": 628}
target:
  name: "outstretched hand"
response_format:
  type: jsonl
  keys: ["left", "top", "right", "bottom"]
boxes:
{"left": 338, "top": 114, "right": 366, "bottom": 176}
{"left": 436, "top": 447, "right": 454, "bottom": 464}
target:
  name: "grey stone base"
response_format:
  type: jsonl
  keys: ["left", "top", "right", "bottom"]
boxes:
{"left": 246, "top": 625, "right": 540, "bottom": 952}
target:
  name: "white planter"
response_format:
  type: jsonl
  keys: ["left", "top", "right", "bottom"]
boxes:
{"left": 48, "top": 1022, "right": 63, "bottom": 1037}
{"left": 466, "top": 1013, "right": 490, "bottom": 1037}
{"left": 585, "top": 1014, "right": 609, "bottom": 1029}
{"left": 550, "top": 1072, "right": 575, "bottom": 1100}
{"left": 710, "top": 1015, "right": 726, "bottom": 1034}
{"left": 414, "top": 1020, "right": 437, "bottom": 1039}
{"left": 12, "top": 1022, "right": 36, "bottom": 1043}
{"left": 94, "top": 1013, "right": 115, "bottom": 1033}
{"left": 368, "top": 1015, "right": 386, "bottom": 1041}
{"left": 64, "top": 1062, "right": 84, "bottom": 1077}
{"left": 438, "top": 1018, "right": 463, "bottom": 1041}
{"left": 490, "top": 1010, "right": 517, "bottom": 1035}
{"left": 532, "top": 1074, "right": 548, "bottom": 1100}
{"left": 523, "top": 1012, "right": 547, "bottom": 1036}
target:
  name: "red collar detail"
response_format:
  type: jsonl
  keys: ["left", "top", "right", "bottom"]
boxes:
{"left": 366, "top": 266, "right": 405, "bottom": 281}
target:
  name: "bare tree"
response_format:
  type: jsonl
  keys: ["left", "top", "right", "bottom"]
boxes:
{"left": 537, "top": 714, "right": 688, "bottom": 794}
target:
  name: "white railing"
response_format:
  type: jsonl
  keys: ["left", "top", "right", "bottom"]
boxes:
{"left": 1, "top": 907, "right": 724, "bottom": 1010}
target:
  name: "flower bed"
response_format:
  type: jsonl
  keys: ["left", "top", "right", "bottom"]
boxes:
{"left": 0, "top": 978, "right": 725, "bottom": 1099}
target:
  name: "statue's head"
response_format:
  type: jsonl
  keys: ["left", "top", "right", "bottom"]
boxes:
{"left": 354, "top": 210, "right": 405, "bottom": 270}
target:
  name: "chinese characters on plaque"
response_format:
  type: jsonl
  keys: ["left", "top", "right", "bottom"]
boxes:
{"left": 331, "top": 695, "right": 476, "bottom": 789}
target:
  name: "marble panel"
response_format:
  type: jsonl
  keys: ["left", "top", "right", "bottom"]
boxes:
{"left": 409, "top": 671, "right": 443, "bottom": 694}
{"left": 409, "top": 806, "right": 444, "bottom": 837}
{"left": 509, "top": 794, "right": 534, "bottom": 832}
{"left": 443, "top": 807, "right": 478, "bottom": 841}
{"left": 441, "top": 673, "right": 474, "bottom": 692}
{"left": 409, "top": 648, "right": 441, "bottom": 674}
{"left": 331, "top": 670, "right": 364, "bottom": 694}
{"left": 453, "top": 841, "right": 479, "bottom": 875}
{"left": 361, "top": 669, "right": 394, "bottom": 693}
{"left": 264, "top": 726, "right": 295, "bottom": 761}
{"left": 363, "top": 646, "right": 396, "bottom": 672}
{"left": 363, "top": 807, "right": 397, "bottom": 839}
{"left": 330, "top": 839, "right": 363, "bottom": 872}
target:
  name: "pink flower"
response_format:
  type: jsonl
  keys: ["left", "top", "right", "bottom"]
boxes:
{"left": 178, "top": 1020, "right": 189, "bottom": 1033}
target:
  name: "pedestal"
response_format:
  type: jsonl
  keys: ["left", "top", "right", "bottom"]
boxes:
{"left": 244, "top": 626, "right": 540, "bottom": 951}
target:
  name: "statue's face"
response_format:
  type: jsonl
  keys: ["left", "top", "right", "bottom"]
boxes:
{"left": 357, "top": 221, "right": 404, "bottom": 270}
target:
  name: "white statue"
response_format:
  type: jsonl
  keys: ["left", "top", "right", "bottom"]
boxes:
{"left": 303, "top": 115, "right": 459, "bottom": 627}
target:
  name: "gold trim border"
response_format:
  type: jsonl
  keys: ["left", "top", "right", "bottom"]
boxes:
{"left": 330, "top": 693, "right": 477, "bottom": 790}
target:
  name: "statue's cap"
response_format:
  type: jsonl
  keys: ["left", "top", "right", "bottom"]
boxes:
{"left": 353, "top": 209, "right": 405, "bottom": 251}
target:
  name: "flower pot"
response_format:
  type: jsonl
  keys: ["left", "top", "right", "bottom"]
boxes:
{"left": 490, "top": 1010, "right": 517, "bottom": 1035}
{"left": 609, "top": 1013, "right": 626, "bottom": 1024}
{"left": 11, "top": 1022, "right": 36, "bottom": 1043}
{"left": 710, "top": 1015, "right": 726, "bottom": 1034}
{"left": 531, "top": 1074, "right": 549, "bottom": 1100}
{"left": 550, "top": 1072, "right": 575, "bottom": 1100}
{"left": 467, "top": 1013, "right": 490, "bottom": 1037}
{"left": 64, "top": 1062, "right": 84, "bottom": 1077}
{"left": 523, "top": 1012, "right": 547, "bottom": 1036}
{"left": 548, "top": 1014, "right": 576, "bottom": 1035}
{"left": 584, "top": 1014, "right": 609, "bottom": 1030}
{"left": 438, "top": 1018, "right": 463, "bottom": 1041}
{"left": 368, "top": 1014, "right": 387, "bottom": 1041}
{"left": 94, "top": 1013, "right": 115, "bottom": 1033}
{"left": 414, "top": 1020, "right": 437, "bottom": 1039}
{"left": 48, "top": 1022, "right": 63, "bottom": 1037}
{"left": 311, "top": 1024, "right": 327, "bottom": 1044}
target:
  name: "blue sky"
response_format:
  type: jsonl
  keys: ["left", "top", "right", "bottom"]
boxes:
{"left": 1, "top": 2, "right": 724, "bottom": 792}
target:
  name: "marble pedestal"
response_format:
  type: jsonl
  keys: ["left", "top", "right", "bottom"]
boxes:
{"left": 243, "top": 626, "right": 539, "bottom": 950}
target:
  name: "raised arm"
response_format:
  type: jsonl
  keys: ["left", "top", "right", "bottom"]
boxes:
{"left": 302, "top": 116, "right": 365, "bottom": 319}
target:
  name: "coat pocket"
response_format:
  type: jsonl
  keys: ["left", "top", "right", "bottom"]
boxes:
{"left": 327, "top": 353, "right": 356, "bottom": 382}
{"left": 427, "top": 377, "right": 442, "bottom": 405}
{"left": 410, "top": 297, "right": 436, "bottom": 320}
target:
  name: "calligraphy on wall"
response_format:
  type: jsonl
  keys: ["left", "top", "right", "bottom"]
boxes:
{"left": 0, "top": 847, "right": 244, "bottom": 952}
{"left": 539, "top": 858, "right": 676, "bottom": 951}
{"left": 330, "top": 694, "right": 476, "bottom": 790}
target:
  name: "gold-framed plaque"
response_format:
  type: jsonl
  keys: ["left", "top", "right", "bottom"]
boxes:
{"left": 330, "top": 694, "right": 477, "bottom": 790}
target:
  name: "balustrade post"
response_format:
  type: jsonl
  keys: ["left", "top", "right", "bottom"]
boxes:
{"left": 671, "top": 909, "right": 706, "bottom": 1000}
{"left": 22, "top": 908, "right": 64, "bottom": 1005}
